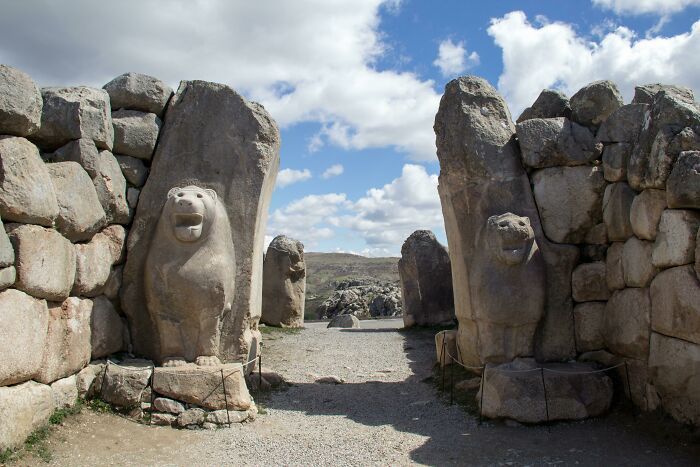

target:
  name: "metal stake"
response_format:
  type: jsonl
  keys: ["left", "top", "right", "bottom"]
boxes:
{"left": 540, "top": 368, "right": 550, "bottom": 425}
{"left": 149, "top": 365, "right": 155, "bottom": 425}
{"left": 258, "top": 354, "right": 263, "bottom": 392}
{"left": 478, "top": 365, "right": 486, "bottom": 425}
{"left": 441, "top": 338, "right": 446, "bottom": 391}
{"left": 624, "top": 360, "right": 633, "bottom": 401}
{"left": 99, "top": 361, "right": 109, "bottom": 400}
{"left": 449, "top": 353, "right": 454, "bottom": 405}
{"left": 221, "top": 369, "right": 231, "bottom": 428}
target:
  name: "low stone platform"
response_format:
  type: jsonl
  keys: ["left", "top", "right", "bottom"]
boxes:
{"left": 478, "top": 358, "right": 614, "bottom": 423}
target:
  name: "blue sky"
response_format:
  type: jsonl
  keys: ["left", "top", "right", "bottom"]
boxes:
{"left": 1, "top": 0, "right": 699, "bottom": 256}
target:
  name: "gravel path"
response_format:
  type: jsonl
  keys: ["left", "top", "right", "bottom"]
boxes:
{"left": 39, "top": 319, "right": 700, "bottom": 466}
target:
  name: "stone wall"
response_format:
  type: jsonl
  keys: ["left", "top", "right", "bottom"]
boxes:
{"left": 0, "top": 65, "right": 277, "bottom": 448}
{"left": 436, "top": 76, "right": 700, "bottom": 425}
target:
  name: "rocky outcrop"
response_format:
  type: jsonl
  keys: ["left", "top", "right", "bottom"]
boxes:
{"left": 398, "top": 230, "right": 454, "bottom": 327}
{"left": 261, "top": 235, "right": 306, "bottom": 328}
{"left": 316, "top": 278, "right": 401, "bottom": 319}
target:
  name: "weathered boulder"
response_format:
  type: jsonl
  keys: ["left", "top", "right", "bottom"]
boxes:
{"left": 666, "top": 151, "right": 700, "bottom": 209}
{"left": 112, "top": 110, "right": 161, "bottom": 160}
{"left": 652, "top": 209, "right": 700, "bottom": 268}
{"left": 516, "top": 89, "right": 571, "bottom": 123}
{"left": 532, "top": 166, "right": 606, "bottom": 244}
{"left": 604, "top": 288, "right": 650, "bottom": 359}
{"left": 648, "top": 332, "right": 700, "bottom": 425}
{"left": 479, "top": 359, "right": 613, "bottom": 423}
{"left": 0, "top": 216, "right": 13, "bottom": 267}
{"left": 516, "top": 117, "right": 601, "bottom": 168}
{"left": 153, "top": 397, "right": 185, "bottom": 414}
{"left": 398, "top": 230, "right": 454, "bottom": 327}
{"left": 8, "top": 224, "right": 75, "bottom": 301}
{"left": 0, "top": 289, "right": 48, "bottom": 386}
{"left": 650, "top": 265, "right": 700, "bottom": 345}
{"left": 127, "top": 187, "right": 140, "bottom": 209}
{"left": 261, "top": 235, "right": 306, "bottom": 328}
{"left": 121, "top": 80, "right": 280, "bottom": 364}
{"left": 93, "top": 150, "right": 130, "bottom": 224}
{"left": 75, "top": 366, "right": 96, "bottom": 398}
{"left": 596, "top": 103, "right": 646, "bottom": 143}
{"left": 50, "top": 375, "right": 79, "bottom": 409}
{"left": 0, "top": 266, "right": 15, "bottom": 291}
{"left": 0, "top": 136, "right": 59, "bottom": 226}
{"left": 51, "top": 138, "right": 100, "bottom": 175}
{"left": 32, "top": 86, "right": 113, "bottom": 151}
{"left": 177, "top": 408, "right": 206, "bottom": 427}
{"left": 605, "top": 242, "right": 625, "bottom": 290}
{"left": 0, "top": 381, "right": 54, "bottom": 450}
{"left": 578, "top": 350, "right": 654, "bottom": 409}
{"left": 327, "top": 314, "right": 360, "bottom": 328}
{"left": 622, "top": 237, "right": 658, "bottom": 287}
{"left": 103, "top": 72, "right": 173, "bottom": 117}
{"left": 630, "top": 189, "right": 667, "bottom": 240}
{"left": 633, "top": 84, "right": 694, "bottom": 106}
{"left": 573, "top": 302, "right": 605, "bottom": 352}
{"left": 602, "top": 182, "right": 635, "bottom": 242}
{"left": 152, "top": 363, "right": 251, "bottom": 410}
{"left": 435, "top": 76, "right": 578, "bottom": 364}
{"left": 90, "top": 296, "right": 124, "bottom": 359}
{"left": 116, "top": 154, "right": 148, "bottom": 187}
{"left": 601, "top": 143, "right": 631, "bottom": 182}
{"left": 570, "top": 80, "right": 623, "bottom": 129}
{"left": 0, "top": 64, "right": 42, "bottom": 136}
{"left": 207, "top": 408, "right": 250, "bottom": 424}
{"left": 572, "top": 262, "right": 609, "bottom": 302}
{"left": 46, "top": 161, "right": 106, "bottom": 241}
{"left": 151, "top": 412, "right": 177, "bottom": 426}
{"left": 99, "top": 360, "right": 152, "bottom": 408}
{"left": 585, "top": 223, "right": 608, "bottom": 245}
{"left": 99, "top": 265, "right": 123, "bottom": 300}
{"left": 435, "top": 329, "right": 458, "bottom": 367}
{"left": 73, "top": 225, "right": 126, "bottom": 296}
{"left": 35, "top": 297, "right": 92, "bottom": 384}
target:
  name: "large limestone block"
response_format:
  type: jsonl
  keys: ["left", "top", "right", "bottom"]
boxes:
{"left": 573, "top": 302, "right": 605, "bottom": 352}
{"left": 9, "top": 224, "right": 76, "bottom": 301}
{"left": 532, "top": 166, "right": 606, "bottom": 244}
{"left": 602, "top": 143, "right": 631, "bottom": 182}
{"left": 0, "top": 381, "right": 54, "bottom": 450}
{"left": 572, "top": 262, "right": 610, "bottom": 302}
{"left": 261, "top": 235, "right": 306, "bottom": 327}
{"left": 0, "top": 289, "right": 48, "bottom": 386}
{"left": 121, "top": 80, "right": 280, "bottom": 364}
{"left": 596, "top": 103, "right": 646, "bottom": 144}
{"left": 516, "top": 117, "right": 601, "bottom": 168}
{"left": 570, "top": 80, "right": 623, "bottom": 129}
{"left": 51, "top": 138, "right": 100, "bottom": 175}
{"left": 93, "top": 150, "right": 130, "bottom": 224}
{"left": 666, "top": 151, "right": 700, "bottom": 209}
{"left": 630, "top": 189, "right": 667, "bottom": 240}
{"left": 116, "top": 154, "right": 149, "bottom": 187}
{"left": 73, "top": 225, "right": 126, "bottom": 296}
{"left": 652, "top": 209, "right": 700, "bottom": 268}
{"left": 606, "top": 242, "right": 625, "bottom": 290}
{"left": 604, "top": 288, "right": 650, "bottom": 359}
{"left": 35, "top": 297, "right": 92, "bottom": 384}
{"left": 112, "top": 110, "right": 161, "bottom": 160}
{"left": 91, "top": 296, "right": 124, "bottom": 359}
{"left": 46, "top": 161, "right": 106, "bottom": 241}
{"left": 633, "top": 84, "right": 694, "bottom": 105}
{"left": 434, "top": 76, "right": 578, "bottom": 364}
{"left": 0, "top": 266, "right": 15, "bottom": 291}
{"left": 398, "top": 230, "right": 454, "bottom": 328}
{"left": 103, "top": 72, "right": 173, "bottom": 117}
{"left": 650, "top": 265, "right": 700, "bottom": 344}
{"left": 98, "top": 361, "right": 152, "bottom": 408}
{"left": 0, "top": 136, "right": 59, "bottom": 226}
{"left": 479, "top": 359, "right": 613, "bottom": 423}
{"left": 648, "top": 333, "right": 700, "bottom": 425}
{"left": 100, "top": 265, "right": 123, "bottom": 300}
{"left": 602, "top": 182, "right": 635, "bottom": 242}
{"left": 0, "top": 216, "right": 13, "bottom": 267}
{"left": 152, "top": 363, "right": 251, "bottom": 410}
{"left": 32, "top": 86, "right": 113, "bottom": 151}
{"left": 50, "top": 375, "right": 79, "bottom": 409}
{"left": 622, "top": 237, "right": 658, "bottom": 287}
{"left": 0, "top": 64, "right": 42, "bottom": 136}
{"left": 516, "top": 89, "right": 571, "bottom": 123}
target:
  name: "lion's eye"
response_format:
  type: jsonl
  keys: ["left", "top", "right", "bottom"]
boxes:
{"left": 177, "top": 193, "right": 184, "bottom": 197}
{"left": 196, "top": 193, "right": 203, "bottom": 198}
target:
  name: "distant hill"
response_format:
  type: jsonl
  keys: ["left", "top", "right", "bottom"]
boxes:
{"left": 304, "top": 252, "right": 400, "bottom": 319}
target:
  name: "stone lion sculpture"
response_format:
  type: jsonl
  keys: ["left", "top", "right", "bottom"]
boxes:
{"left": 470, "top": 212, "right": 546, "bottom": 362}
{"left": 145, "top": 185, "right": 236, "bottom": 367}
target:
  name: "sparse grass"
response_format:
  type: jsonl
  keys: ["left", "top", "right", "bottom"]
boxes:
{"left": 256, "top": 403, "right": 268, "bottom": 415}
{"left": 0, "top": 447, "right": 15, "bottom": 464}
{"left": 24, "top": 426, "right": 51, "bottom": 463}
{"left": 260, "top": 326, "right": 303, "bottom": 335}
{"left": 49, "top": 399, "right": 83, "bottom": 425}
{"left": 431, "top": 362, "right": 482, "bottom": 417}
{"left": 87, "top": 398, "right": 114, "bottom": 413}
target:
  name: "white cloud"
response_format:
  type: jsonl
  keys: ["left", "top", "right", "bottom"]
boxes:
{"left": 0, "top": 0, "right": 439, "bottom": 161}
{"left": 592, "top": 0, "right": 700, "bottom": 15}
{"left": 487, "top": 11, "right": 700, "bottom": 118}
{"left": 433, "top": 39, "right": 480, "bottom": 77}
{"left": 322, "top": 164, "right": 344, "bottom": 179}
{"left": 276, "top": 168, "right": 312, "bottom": 188}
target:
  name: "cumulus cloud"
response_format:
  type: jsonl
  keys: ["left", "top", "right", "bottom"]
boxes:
{"left": 487, "top": 11, "right": 700, "bottom": 118}
{"left": 321, "top": 164, "right": 344, "bottom": 179}
{"left": 433, "top": 39, "right": 480, "bottom": 77}
{"left": 592, "top": 0, "right": 700, "bottom": 15}
{"left": 276, "top": 168, "right": 312, "bottom": 188}
{"left": 0, "top": 0, "right": 440, "bottom": 161}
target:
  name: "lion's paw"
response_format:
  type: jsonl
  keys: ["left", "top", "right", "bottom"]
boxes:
{"left": 196, "top": 356, "right": 222, "bottom": 366}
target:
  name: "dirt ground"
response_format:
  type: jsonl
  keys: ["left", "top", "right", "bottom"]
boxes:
{"left": 14, "top": 319, "right": 700, "bottom": 466}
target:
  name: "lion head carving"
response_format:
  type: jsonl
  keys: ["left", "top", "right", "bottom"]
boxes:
{"left": 165, "top": 185, "right": 218, "bottom": 243}
{"left": 486, "top": 212, "right": 535, "bottom": 266}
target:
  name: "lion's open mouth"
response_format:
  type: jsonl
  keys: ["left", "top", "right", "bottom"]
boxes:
{"left": 175, "top": 213, "right": 203, "bottom": 228}
{"left": 173, "top": 213, "right": 204, "bottom": 242}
